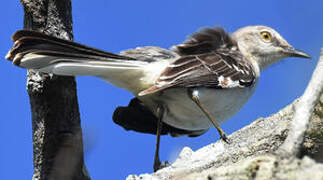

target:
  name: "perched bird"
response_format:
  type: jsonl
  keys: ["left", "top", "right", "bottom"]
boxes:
{"left": 6, "top": 25, "right": 310, "bottom": 171}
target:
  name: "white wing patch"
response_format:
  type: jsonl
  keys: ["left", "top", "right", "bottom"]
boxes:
{"left": 218, "top": 76, "right": 240, "bottom": 88}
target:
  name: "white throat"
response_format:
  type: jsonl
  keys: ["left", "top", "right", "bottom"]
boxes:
{"left": 255, "top": 55, "right": 282, "bottom": 72}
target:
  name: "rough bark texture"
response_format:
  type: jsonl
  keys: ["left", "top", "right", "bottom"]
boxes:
{"left": 279, "top": 49, "right": 323, "bottom": 157}
{"left": 20, "top": 0, "right": 90, "bottom": 179}
{"left": 127, "top": 50, "right": 323, "bottom": 180}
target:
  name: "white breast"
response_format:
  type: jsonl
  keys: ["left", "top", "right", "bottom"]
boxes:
{"left": 140, "top": 82, "right": 258, "bottom": 131}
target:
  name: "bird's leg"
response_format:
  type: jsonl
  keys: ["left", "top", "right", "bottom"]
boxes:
{"left": 153, "top": 105, "right": 168, "bottom": 172}
{"left": 188, "top": 89, "right": 230, "bottom": 143}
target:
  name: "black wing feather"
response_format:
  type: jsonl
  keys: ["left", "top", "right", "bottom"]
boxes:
{"left": 172, "top": 27, "right": 236, "bottom": 55}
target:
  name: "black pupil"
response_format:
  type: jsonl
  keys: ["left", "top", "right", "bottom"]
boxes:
{"left": 264, "top": 34, "right": 269, "bottom": 39}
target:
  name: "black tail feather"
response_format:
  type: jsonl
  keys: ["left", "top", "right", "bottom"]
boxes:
{"left": 6, "top": 30, "right": 135, "bottom": 66}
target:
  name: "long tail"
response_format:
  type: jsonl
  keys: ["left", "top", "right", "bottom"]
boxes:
{"left": 5, "top": 30, "right": 151, "bottom": 94}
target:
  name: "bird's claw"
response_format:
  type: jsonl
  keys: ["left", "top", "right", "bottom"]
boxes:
{"left": 221, "top": 133, "right": 231, "bottom": 144}
{"left": 154, "top": 160, "right": 169, "bottom": 172}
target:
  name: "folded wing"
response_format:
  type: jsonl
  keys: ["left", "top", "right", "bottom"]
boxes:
{"left": 139, "top": 27, "right": 256, "bottom": 96}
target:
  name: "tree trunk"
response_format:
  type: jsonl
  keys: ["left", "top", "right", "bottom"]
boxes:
{"left": 20, "top": 0, "right": 90, "bottom": 179}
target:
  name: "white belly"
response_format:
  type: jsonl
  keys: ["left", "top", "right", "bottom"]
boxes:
{"left": 139, "top": 84, "right": 257, "bottom": 131}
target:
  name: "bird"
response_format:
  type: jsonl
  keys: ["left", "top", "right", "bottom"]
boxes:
{"left": 5, "top": 25, "right": 310, "bottom": 171}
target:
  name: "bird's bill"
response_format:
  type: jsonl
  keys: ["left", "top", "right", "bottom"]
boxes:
{"left": 283, "top": 47, "right": 311, "bottom": 59}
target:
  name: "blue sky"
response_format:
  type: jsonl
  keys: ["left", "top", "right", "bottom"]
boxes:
{"left": 0, "top": 1, "right": 322, "bottom": 179}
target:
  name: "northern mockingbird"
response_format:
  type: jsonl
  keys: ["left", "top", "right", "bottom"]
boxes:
{"left": 6, "top": 25, "right": 310, "bottom": 171}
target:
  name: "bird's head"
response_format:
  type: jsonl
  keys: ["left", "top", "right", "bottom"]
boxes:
{"left": 232, "top": 25, "right": 310, "bottom": 71}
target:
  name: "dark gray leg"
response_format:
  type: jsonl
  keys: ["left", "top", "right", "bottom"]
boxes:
{"left": 153, "top": 105, "right": 168, "bottom": 172}
{"left": 189, "top": 89, "right": 230, "bottom": 143}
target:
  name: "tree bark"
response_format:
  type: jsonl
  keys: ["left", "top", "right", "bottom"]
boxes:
{"left": 20, "top": 0, "right": 90, "bottom": 179}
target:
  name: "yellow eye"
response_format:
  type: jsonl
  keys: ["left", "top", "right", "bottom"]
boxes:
{"left": 261, "top": 31, "right": 272, "bottom": 42}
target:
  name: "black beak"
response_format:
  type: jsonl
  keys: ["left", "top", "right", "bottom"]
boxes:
{"left": 283, "top": 46, "right": 311, "bottom": 59}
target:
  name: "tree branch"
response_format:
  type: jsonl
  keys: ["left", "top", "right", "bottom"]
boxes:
{"left": 278, "top": 48, "right": 323, "bottom": 156}
{"left": 20, "top": 0, "right": 90, "bottom": 179}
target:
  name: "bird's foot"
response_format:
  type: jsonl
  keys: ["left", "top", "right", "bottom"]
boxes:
{"left": 220, "top": 133, "right": 232, "bottom": 144}
{"left": 153, "top": 160, "right": 169, "bottom": 172}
